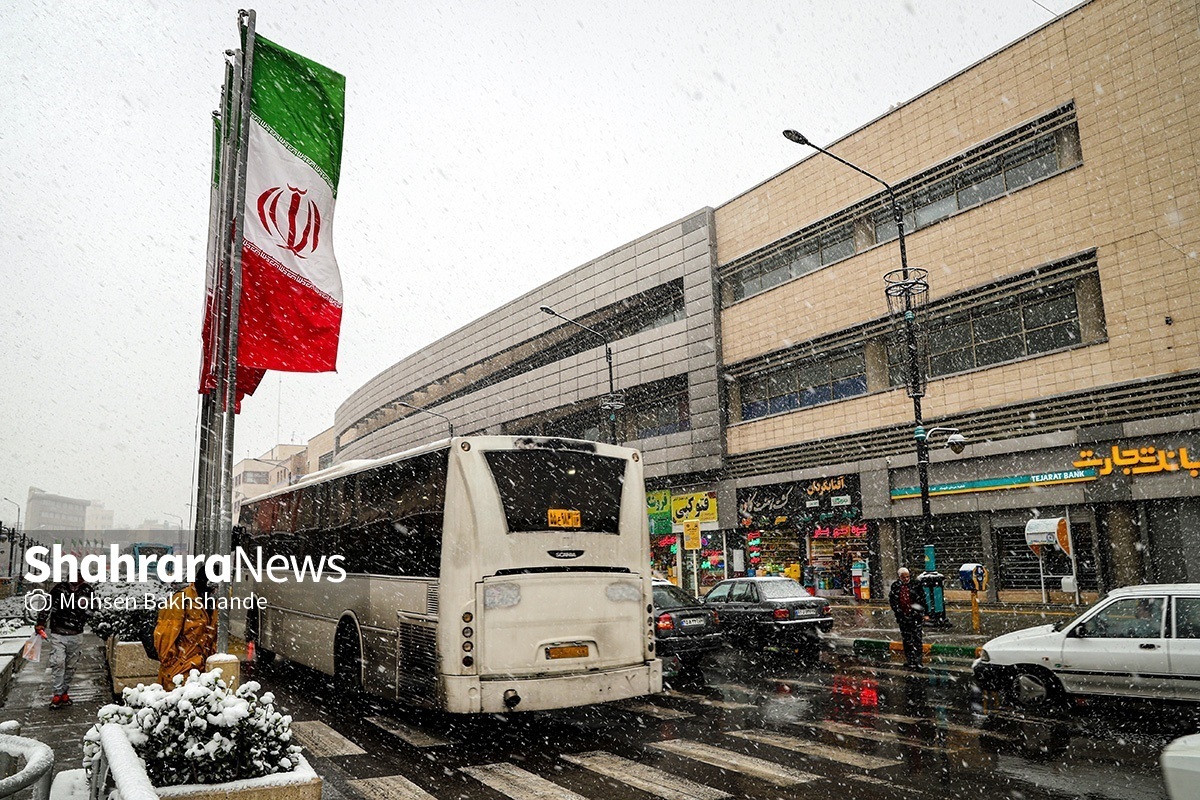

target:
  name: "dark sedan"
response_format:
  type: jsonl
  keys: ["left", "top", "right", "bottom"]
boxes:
{"left": 702, "top": 577, "right": 832, "bottom": 660}
{"left": 652, "top": 581, "right": 723, "bottom": 670}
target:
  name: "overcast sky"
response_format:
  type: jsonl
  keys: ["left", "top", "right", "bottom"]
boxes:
{"left": 1, "top": 0, "right": 1076, "bottom": 528}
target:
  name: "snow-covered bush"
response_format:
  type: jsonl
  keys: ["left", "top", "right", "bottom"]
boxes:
{"left": 88, "top": 581, "right": 173, "bottom": 643}
{"left": 83, "top": 669, "right": 301, "bottom": 786}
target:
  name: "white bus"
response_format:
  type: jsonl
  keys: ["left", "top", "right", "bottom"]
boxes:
{"left": 235, "top": 435, "right": 662, "bottom": 714}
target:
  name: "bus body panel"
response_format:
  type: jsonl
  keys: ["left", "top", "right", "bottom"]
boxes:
{"left": 475, "top": 573, "right": 647, "bottom": 676}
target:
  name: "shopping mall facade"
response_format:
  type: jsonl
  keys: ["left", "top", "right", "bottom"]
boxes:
{"left": 333, "top": 0, "right": 1199, "bottom": 603}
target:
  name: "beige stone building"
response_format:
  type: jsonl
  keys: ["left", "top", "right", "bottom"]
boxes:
{"left": 317, "top": 0, "right": 1194, "bottom": 601}
{"left": 716, "top": 0, "right": 1198, "bottom": 600}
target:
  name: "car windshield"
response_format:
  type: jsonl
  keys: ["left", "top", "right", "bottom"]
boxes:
{"left": 758, "top": 579, "right": 808, "bottom": 599}
{"left": 654, "top": 584, "right": 699, "bottom": 610}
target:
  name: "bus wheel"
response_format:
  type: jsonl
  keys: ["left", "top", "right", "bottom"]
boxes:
{"left": 334, "top": 621, "right": 363, "bottom": 697}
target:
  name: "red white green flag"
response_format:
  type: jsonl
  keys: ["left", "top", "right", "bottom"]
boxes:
{"left": 237, "top": 35, "right": 345, "bottom": 374}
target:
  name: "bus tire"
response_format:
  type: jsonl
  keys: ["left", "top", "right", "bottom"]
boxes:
{"left": 334, "top": 619, "right": 363, "bottom": 697}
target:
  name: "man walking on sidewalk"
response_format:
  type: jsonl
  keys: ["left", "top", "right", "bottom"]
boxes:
{"left": 34, "top": 576, "right": 94, "bottom": 708}
{"left": 889, "top": 568, "right": 926, "bottom": 670}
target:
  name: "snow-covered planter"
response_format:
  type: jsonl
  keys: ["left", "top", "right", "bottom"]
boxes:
{"left": 82, "top": 669, "right": 314, "bottom": 800}
{"left": 108, "top": 640, "right": 160, "bottom": 695}
{"left": 90, "top": 581, "right": 173, "bottom": 643}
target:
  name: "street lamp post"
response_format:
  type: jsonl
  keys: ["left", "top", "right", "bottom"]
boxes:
{"left": 539, "top": 305, "right": 624, "bottom": 445}
{"left": 782, "top": 130, "right": 935, "bottom": 544}
{"left": 396, "top": 402, "right": 454, "bottom": 439}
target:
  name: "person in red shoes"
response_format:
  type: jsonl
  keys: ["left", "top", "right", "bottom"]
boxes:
{"left": 34, "top": 575, "right": 94, "bottom": 708}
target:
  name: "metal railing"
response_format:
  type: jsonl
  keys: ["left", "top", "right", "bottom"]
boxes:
{"left": 88, "top": 724, "right": 159, "bottom": 800}
{"left": 0, "top": 723, "right": 54, "bottom": 800}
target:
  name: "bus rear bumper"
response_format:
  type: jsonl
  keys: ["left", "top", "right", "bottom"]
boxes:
{"left": 444, "top": 660, "right": 663, "bottom": 714}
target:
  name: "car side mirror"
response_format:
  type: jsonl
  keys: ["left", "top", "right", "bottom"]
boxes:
{"left": 1072, "top": 622, "right": 1088, "bottom": 638}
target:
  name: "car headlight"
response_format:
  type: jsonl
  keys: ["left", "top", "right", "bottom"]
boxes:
{"left": 980, "top": 648, "right": 990, "bottom": 663}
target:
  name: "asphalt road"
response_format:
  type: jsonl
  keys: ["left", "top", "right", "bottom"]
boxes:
{"left": 247, "top": 648, "right": 1185, "bottom": 800}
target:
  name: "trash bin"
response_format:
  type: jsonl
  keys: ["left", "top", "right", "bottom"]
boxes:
{"left": 917, "top": 571, "right": 950, "bottom": 627}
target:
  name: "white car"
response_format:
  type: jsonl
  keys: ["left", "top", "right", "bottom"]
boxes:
{"left": 973, "top": 583, "right": 1200, "bottom": 706}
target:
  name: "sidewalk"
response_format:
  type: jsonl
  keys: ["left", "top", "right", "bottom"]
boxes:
{"left": 825, "top": 598, "right": 1081, "bottom": 666}
{"left": 1, "top": 633, "right": 110, "bottom": 777}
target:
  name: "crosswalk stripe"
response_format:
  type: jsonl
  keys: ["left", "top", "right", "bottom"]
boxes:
{"left": 349, "top": 775, "right": 437, "bottom": 800}
{"left": 367, "top": 716, "right": 452, "bottom": 748}
{"left": 649, "top": 740, "right": 820, "bottom": 786}
{"left": 800, "top": 720, "right": 964, "bottom": 753}
{"left": 562, "top": 751, "right": 730, "bottom": 800}
{"left": 291, "top": 720, "right": 367, "bottom": 757}
{"left": 866, "top": 713, "right": 1017, "bottom": 741}
{"left": 461, "top": 763, "right": 587, "bottom": 800}
{"left": 725, "top": 730, "right": 898, "bottom": 771}
{"left": 615, "top": 701, "right": 695, "bottom": 720}
{"left": 663, "top": 690, "right": 757, "bottom": 710}
{"left": 771, "top": 678, "right": 830, "bottom": 692}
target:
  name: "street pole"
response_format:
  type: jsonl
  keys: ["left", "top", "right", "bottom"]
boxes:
{"left": 396, "top": 402, "right": 455, "bottom": 439}
{"left": 2, "top": 499, "right": 19, "bottom": 584}
{"left": 782, "top": 131, "right": 933, "bottom": 543}
{"left": 538, "top": 305, "right": 623, "bottom": 444}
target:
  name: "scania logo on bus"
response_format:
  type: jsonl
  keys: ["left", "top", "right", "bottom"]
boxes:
{"left": 257, "top": 185, "right": 323, "bottom": 258}
{"left": 547, "top": 549, "right": 584, "bottom": 559}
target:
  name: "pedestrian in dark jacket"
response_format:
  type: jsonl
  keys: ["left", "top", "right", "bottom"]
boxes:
{"left": 888, "top": 568, "right": 926, "bottom": 670}
{"left": 34, "top": 578, "right": 94, "bottom": 708}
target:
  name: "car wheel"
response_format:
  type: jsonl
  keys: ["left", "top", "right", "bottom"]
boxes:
{"left": 1010, "top": 667, "right": 1066, "bottom": 710}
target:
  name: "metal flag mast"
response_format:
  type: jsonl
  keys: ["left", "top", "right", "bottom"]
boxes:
{"left": 196, "top": 9, "right": 257, "bottom": 658}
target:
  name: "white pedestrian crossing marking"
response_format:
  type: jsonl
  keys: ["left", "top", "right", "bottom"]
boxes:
{"left": 664, "top": 690, "right": 756, "bottom": 710}
{"left": 801, "top": 720, "right": 964, "bottom": 752}
{"left": 349, "top": 775, "right": 437, "bottom": 800}
{"left": 615, "top": 701, "right": 695, "bottom": 720}
{"left": 866, "top": 712, "right": 1017, "bottom": 741}
{"left": 649, "top": 739, "right": 820, "bottom": 786}
{"left": 461, "top": 763, "right": 587, "bottom": 800}
{"left": 562, "top": 751, "right": 730, "bottom": 800}
{"left": 367, "top": 716, "right": 452, "bottom": 748}
{"left": 726, "top": 730, "right": 899, "bottom": 770}
{"left": 291, "top": 720, "right": 366, "bottom": 757}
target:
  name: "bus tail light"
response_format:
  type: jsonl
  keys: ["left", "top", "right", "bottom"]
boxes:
{"left": 774, "top": 608, "right": 790, "bottom": 621}
{"left": 656, "top": 613, "right": 674, "bottom": 631}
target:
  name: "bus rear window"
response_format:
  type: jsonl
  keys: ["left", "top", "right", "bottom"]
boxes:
{"left": 484, "top": 450, "right": 626, "bottom": 534}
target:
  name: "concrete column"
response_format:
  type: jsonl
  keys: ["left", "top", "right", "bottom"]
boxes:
{"left": 877, "top": 518, "right": 899, "bottom": 590}
{"left": 1104, "top": 503, "right": 1141, "bottom": 588}
{"left": 980, "top": 514, "right": 1000, "bottom": 602}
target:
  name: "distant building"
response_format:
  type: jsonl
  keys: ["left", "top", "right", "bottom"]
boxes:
{"left": 26, "top": 488, "right": 88, "bottom": 531}
{"left": 84, "top": 502, "right": 115, "bottom": 532}
{"left": 233, "top": 444, "right": 306, "bottom": 519}
{"left": 306, "top": 426, "right": 336, "bottom": 476}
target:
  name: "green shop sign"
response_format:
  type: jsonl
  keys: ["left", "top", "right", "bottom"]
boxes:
{"left": 890, "top": 468, "right": 1098, "bottom": 501}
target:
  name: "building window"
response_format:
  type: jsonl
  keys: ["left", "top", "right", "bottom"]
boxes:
{"left": 242, "top": 471, "right": 270, "bottom": 485}
{"left": 318, "top": 452, "right": 334, "bottom": 470}
{"left": 888, "top": 281, "right": 1083, "bottom": 383}
{"left": 739, "top": 349, "right": 867, "bottom": 422}
{"left": 723, "top": 104, "right": 1082, "bottom": 306}
{"left": 622, "top": 376, "right": 690, "bottom": 440}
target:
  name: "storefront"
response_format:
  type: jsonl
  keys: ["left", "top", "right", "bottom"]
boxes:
{"left": 881, "top": 430, "right": 1200, "bottom": 602}
{"left": 647, "top": 487, "right": 725, "bottom": 593}
{"left": 736, "top": 475, "right": 878, "bottom": 599}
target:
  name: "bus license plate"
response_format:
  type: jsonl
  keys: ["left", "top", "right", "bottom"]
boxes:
{"left": 546, "top": 645, "right": 589, "bottom": 660}
{"left": 548, "top": 509, "right": 582, "bottom": 528}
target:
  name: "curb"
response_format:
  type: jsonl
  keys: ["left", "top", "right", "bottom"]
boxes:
{"left": 831, "top": 636, "right": 981, "bottom": 662}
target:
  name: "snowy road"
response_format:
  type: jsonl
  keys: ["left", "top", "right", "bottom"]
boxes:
{"left": 246, "top": 649, "right": 1176, "bottom": 800}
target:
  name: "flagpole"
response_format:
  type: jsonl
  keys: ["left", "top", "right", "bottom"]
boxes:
{"left": 196, "top": 60, "right": 235, "bottom": 562}
{"left": 216, "top": 8, "right": 257, "bottom": 655}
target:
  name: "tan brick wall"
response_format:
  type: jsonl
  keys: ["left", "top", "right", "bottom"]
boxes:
{"left": 717, "top": 0, "right": 1200, "bottom": 456}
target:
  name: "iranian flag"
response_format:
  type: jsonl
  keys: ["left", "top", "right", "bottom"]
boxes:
{"left": 237, "top": 35, "right": 345, "bottom": 374}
